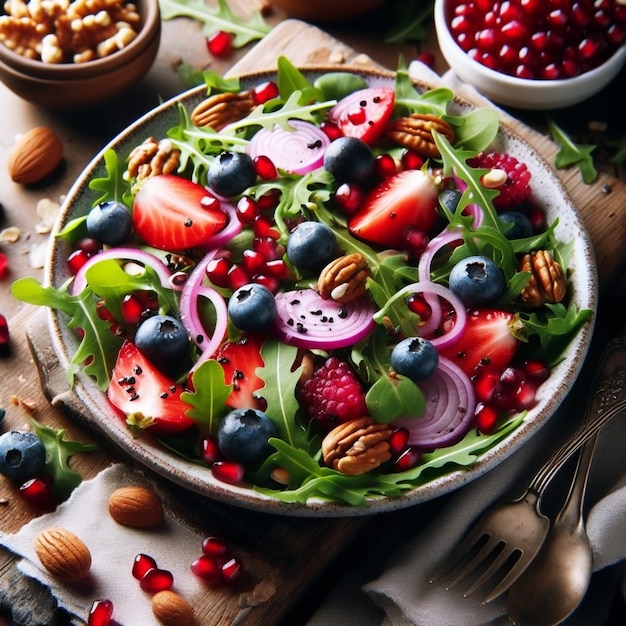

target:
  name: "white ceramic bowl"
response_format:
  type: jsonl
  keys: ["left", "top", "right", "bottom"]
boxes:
{"left": 434, "top": 0, "right": 626, "bottom": 110}
{"left": 41, "top": 67, "right": 596, "bottom": 516}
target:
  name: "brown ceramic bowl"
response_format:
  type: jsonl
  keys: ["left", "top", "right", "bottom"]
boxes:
{"left": 0, "top": 0, "right": 160, "bottom": 110}
{"left": 270, "top": 0, "right": 386, "bottom": 21}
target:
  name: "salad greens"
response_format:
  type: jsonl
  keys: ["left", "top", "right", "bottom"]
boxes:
{"left": 11, "top": 58, "right": 593, "bottom": 507}
{"left": 548, "top": 119, "right": 599, "bottom": 184}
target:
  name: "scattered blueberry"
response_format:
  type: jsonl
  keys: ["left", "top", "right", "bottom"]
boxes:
{"left": 324, "top": 136, "right": 374, "bottom": 184}
{"left": 286, "top": 221, "right": 337, "bottom": 272}
{"left": 228, "top": 283, "right": 276, "bottom": 331}
{"left": 86, "top": 201, "right": 133, "bottom": 246}
{"left": 438, "top": 189, "right": 463, "bottom": 214}
{"left": 449, "top": 255, "right": 506, "bottom": 306}
{"left": 391, "top": 337, "right": 439, "bottom": 382}
{"left": 134, "top": 314, "right": 190, "bottom": 371}
{"left": 217, "top": 408, "right": 278, "bottom": 465}
{"left": 0, "top": 430, "right": 46, "bottom": 484}
{"left": 208, "top": 151, "right": 257, "bottom": 197}
{"left": 499, "top": 211, "right": 533, "bottom": 239}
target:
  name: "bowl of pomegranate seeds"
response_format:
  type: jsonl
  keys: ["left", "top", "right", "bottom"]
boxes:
{"left": 434, "top": 0, "right": 626, "bottom": 109}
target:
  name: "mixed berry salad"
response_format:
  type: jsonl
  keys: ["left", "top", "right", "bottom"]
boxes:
{"left": 12, "top": 58, "right": 593, "bottom": 508}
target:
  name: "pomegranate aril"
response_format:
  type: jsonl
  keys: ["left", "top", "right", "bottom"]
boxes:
{"left": 253, "top": 273, "right": 280, "bottom": 293}
{"left": 212, "top": 460, "right": 245, "bottom": 484}
{"left": 191, "top": 554, "right": 220, "bottom": 584}
{"left": 67, "top": 248, "right": 92, "bottom": 274}
{"left": 220, "top": 556, "right": 244, "bottom": 585}
{"left": 121, "top": 294, "right": 144, "bottom": 325}
{"left": 242, "top": 249, "right": 267, "bottom": 275}
{"left": 252, "top": 214, "right": 280, "bottom": 239}
{"left": 334, "top": 183, "right": 364, "bottom": 215}
{"left": 139, "top": 567, "right": 174, "bottom": 593}
{"left": 77, "top": 237, "right": 102, "bottom": 255}
{"left": 400, "top": 150, "right": 425, "bottom": 171}
{"left": 374, "top": 154, "right": 397, "bottom": 179}
{"left": 472, "top": 367, "right": 500, "bottom": 403}
{"left": 206, "top": 256, "right": 231, "bottom": 288}
{"left": 251, "top": 80, "right": 279, "bottom": 105}
{"left": 202, "top": 536, "right": 230, "bottom": 558}
{"left": 88, "top": 600, "right": 114, "bottom": 626}
{"left": 264, "top": 259, "right": 289, "bottom": 280}
{"left": 132, "top": 553, "right": 158, "bottom": 580}
{"left": 393, "top": 446, "right": 422, "bottom": 472}
{"left": 407, "top": 294, "right": 432, "bottom": 322}
{"left": 253, "top": 236, "right": 279, "bottom": 261}
{"left": 19, "top": 476, "right": 55, "bottom": 510}
{"left": 206, "top": 30, "right": 233, "bottom": 58}
{"left": 475, "top": 403, "right": 499, "bottom": 434}
{"left": 227, "top": 264, "right": 250, "bottom": 291}
{"left": 388, "top": 427, "right": 410, "bottom": 456}
{"left": 0, "top": 314, "right": 9, "bottom": 354}
{"left": 414, "top": 51, "right": 436, "bottom": 69}
{"left": 404, "top": 228, "right": 429, "bottom": 257}
{"left": 256, "top": 189, "right": 281, "bottom": 212}
{"left": 201, "top": 436, "right": 222, "bottom": 465}
{"left": 236, "top": 196, "right": 259, "bottom": 224}
{"left": 0, "top": 252, "right": 8, "bottom": 279}
{"left": 253, "top": 154, "right": 278, "bottom": 180}
{"left": 320, "top": 121, "right": 342, "bottom": 141}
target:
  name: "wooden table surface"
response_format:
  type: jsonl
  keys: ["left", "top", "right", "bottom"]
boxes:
{"left": 1, "top": 2, "right": 625, "bottom": 624}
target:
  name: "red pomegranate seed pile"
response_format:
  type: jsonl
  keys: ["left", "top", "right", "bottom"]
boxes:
{"left": 448, "top": 0, "right": 626, "bottom": 80}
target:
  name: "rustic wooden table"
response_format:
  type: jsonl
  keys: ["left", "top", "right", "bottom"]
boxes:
{"left": 1, "top": 1, "right": 625, "bottom": 624}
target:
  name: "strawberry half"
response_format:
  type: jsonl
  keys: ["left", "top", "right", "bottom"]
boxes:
{"left": 215, "top": 333, "right": 266, "bottom": 411}
{"left": 348, "top": 169, "right": 439, "bottom": 249}
{"left": 108, "top": 340, "right": 196, "bottom": 436}
{"left": 439, "top": 309, "right": 523, "bottom": 376}
{"left": 132, "top": 174, "right": 228, "bottom": 251}
{"left": 327, "top": 87, "right": 395, "bottom": 145}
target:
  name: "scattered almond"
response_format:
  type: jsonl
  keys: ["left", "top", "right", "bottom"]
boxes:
{"left": 108, "top": 485, "right": 164, "bottom": 528}
{"left": 34, "top": 528, "right": 92, "bottom": 581}
{"left": 151, "top": 590, "right": 195, "bottom": 626}
{"left": 7, "top": 127, "right": 64, "bottom": 185}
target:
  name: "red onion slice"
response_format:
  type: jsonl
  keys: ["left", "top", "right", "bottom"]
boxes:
{"left": 273, "top": 288, "right": 375, "bottom": 350}
{"left": 394, "top": 356, "right": 476, "bottom": 452}
{"left": 247, "top": 120, "right": 330, "bottom": 175}
{"left": 70, "top": 247, "right": 175, "bottom": 295}
{"left": 199, "top": 200, "right": 241, "bottom": 251}
{"left": 179, "top": 250, "right": 228, "bottom": 366}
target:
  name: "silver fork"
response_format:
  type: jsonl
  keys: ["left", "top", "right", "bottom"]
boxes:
{"left": 429, "top": 335, "right": 626, "bottom": 604}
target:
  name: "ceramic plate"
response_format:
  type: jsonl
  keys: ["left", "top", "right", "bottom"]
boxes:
{"left": 44, "top": 67, "right": 597, "bottom": 516}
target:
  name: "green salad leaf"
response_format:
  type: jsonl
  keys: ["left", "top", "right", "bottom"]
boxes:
{"left": 89, "top": 148, "right": 133, "bottom": 207}
{"left": 548, "top": 119, "right": 598, "bottom": 184}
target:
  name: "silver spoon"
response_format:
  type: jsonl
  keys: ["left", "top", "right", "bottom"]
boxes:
{"left": 506, "top": 435, "right": 596, "bottom": 626}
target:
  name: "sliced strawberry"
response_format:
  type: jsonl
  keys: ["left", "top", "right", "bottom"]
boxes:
{"left": 348, "top": 169, "right": 439, "bottom": 249}
{"left": 215, "top": 333, "right": 266, "bottom": 411}
{"left": 108, "top": 340, "right": 196, "bottom": 436}
{"left": 439, "top": 309, "right": 523, "bottom": 376}
{"left": 132, "top": 175, "right": 228, "bottom": 251}
{"left": 327, "top": 87, "right": 395, "bottom": 145}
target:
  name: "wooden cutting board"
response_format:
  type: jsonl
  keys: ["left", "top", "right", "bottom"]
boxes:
{"left": 1, "top": 19, "right": 625, "bottom": 626}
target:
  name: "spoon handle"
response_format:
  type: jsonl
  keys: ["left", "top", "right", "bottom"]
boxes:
{"left": 529, "top": 335, "right": 626, "bottom": 495}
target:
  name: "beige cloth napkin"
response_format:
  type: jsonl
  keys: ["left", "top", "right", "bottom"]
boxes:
{"left": 0, "top": 463, "right": 208, "bottom": 625}
{"left": 305, "top": 62, "right": 626, "bottom": 626}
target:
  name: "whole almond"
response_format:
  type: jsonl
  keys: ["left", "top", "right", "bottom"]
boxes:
{"left": 151, "top": 590, "right": 195, "bottom": 626}
{"left": 108, "top": 485, "right": 164, "bottom": 528}
{"left": 7, "top": 127, "right": 64, "bottom": 185}
{"left": 34, "top": 528, "right": 91, "bottom": 581}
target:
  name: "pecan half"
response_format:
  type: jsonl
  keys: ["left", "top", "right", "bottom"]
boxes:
{"left": 126, "top": 137, "right": 180, "bottom": 182}
{"left": 190, "top": 91, "right": 255, "bottom": 130}
{"left": 322, "top": 417, "right": 392, "bottom": 476}
{"left": 519, "top": 250, "right": 567, "bottom": 306}
{"left": 317, "top": 253, "right": 372, "bottom": 303}
{"left": 386, "top": 114, "right": 455, "bottom": 158}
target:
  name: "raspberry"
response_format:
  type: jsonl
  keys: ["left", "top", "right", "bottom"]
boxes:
{"left": 469, "top": 152, "right": 531, "bottom": 209}
{"left": 299, "top": 357, "right": 367, "bottom": 430}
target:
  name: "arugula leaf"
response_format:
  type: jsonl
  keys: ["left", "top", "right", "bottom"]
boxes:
{"left": 257, "top": 340, "right": 310, "bottom": 450}
{"left": 608, "top": 133, "right": 626, "bottom": 165}
{"left": 28, "top": 418, "right": 99, "bottom": 502}
{"left": 276, "top": 56, "right": 324, "bottom": 103}
{"left": 182, "top": 359, "right": 232, "bottom": 433}
{"left": 385, "top": 0, "right": 434, "bottom": 44}
{"left": 88, "top": 148, "right": 133, "bottom": 207}
{"left": 11, "top": 278, "right": 122, "bottom": 389}
{"left": 547, "top": 119, "right": 598, "bottom": 184}
{"left": 446, "top": 108, "right": 500, "bottom": 152}
{"left": 158, "top": 0, "right": 270, "bottom": 48}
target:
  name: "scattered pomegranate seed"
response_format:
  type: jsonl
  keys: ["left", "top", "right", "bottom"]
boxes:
{"left": 319, "top": 121, "right": 342, "bottom": 141}
{"left": 220, "top": 556, "right": 244, "bottom": 585}
{"left": 121, "top": 294, "right": 144, "bottom": 325}
{"left": 139, "top": 567, "right": 174, "bottom": 593}
{"left": 475, "top": 403, "right": 499, "bottom": 434}
{"left": 253, "top": 154, "right": 278, "bottom": 180}
{"left": 404, "top": 228, "right": 429, "bottom": 257}
{"left": 251, "top": 80, "right": 279, "bottom": 105}
{"left": 212, "top": 460, "right": 245, "bottom": 485}
{"left": 132, "top": 553, "right": 158, "bottom": 580}
{"left": 77, "top": 237, "right": 102, "bottom": 255}
{"left": 400, "top": 150, "right": 425, "bottom": 171}
{"left": 264, "top": 259, "right": 289, "bottom": 280}
{"left": 206, "top": 30, "right": 234, "bottom": 58}
{"left": 88, "top": 599, "right": 114, "bottom": 626}
{"left": 414, "top": 51, "right": 436, "bottom": 69}
{"left": 388, "top": 427, "right": 410, "bottom": 456}
{"left": 393, "top": 446, "right": 422, "bottom": 472}
{"left": 0, "top": 252, "right": 9, "bottom": 279}
{"left": 206, "top": 256, "right": 231, "bottom": 288}
{"left": 253, "top": 236, "right": 279, "bottom": 261}
{"left": 19, "top": 476, "right": 55, "bottom": 510}
{"left": 226, "top": 264, "right": 250, "bottom": 291}
{"left": 252, "top": 214, "right": 280, "bottom": 239}
{"left": 0, "top": 314, "right": 10, "bottom": 355}
{"left": 256, "top": 188, "right": 282, "bottom": 212}
{"left": 333, "top": 183, "right": 364, "bottom": 215}
{"left": 201, "top": 436, "right": 222, "bottom": 465}
{"left": 253, "top": 274, "right": 280, "bottom": 293}
{"left": 407, "top": 294, "right": 432, "bottom": 322}
{"left": 522, "top": 359, "right": 550, "bottom": 383}
{"left": 202, "top": 536, "right": 230, "bottom": 558}
{"left": 374, "top": 153, "right": 397, "bottom": 179}
{"left": 67, "top": 248, "right": 92, "bottom": 274}
{"left": 191, "top": 554, "right": 220, "bottom": 584}
{"left": 242, "top": 249, "right": 267, "bottom": 276}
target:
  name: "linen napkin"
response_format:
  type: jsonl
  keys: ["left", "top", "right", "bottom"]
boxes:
{"left": 305, "top": 63, "right": 626, "bottom": 626}
{"left": 0, "top": 463, "right": 210, "bottom": 625}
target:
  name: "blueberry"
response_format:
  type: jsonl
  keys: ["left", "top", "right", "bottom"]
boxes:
{"left": 499, "top": 211, "right": 533, "bottom": 239}
{"left": 0, "top": 430, "right": 46, "bottom": 484}
{"left": 228, "top": 283, "right": 276, "bottom": 331}
{"left": 86, "top": 201, "right": 133, "bottom": 246}
{"left": 286, "top": 221, "right": 337, "bottom": 272}
{"left": 323, "top": 137, "right": 374, "bottom": 184}
{"left": 438, "top": 189, "right": 462, "bottom": 213}
{"left": 449, "top": 255, "right": 506, "bottom": 306}
{"left": 208, "top": 151, "right": 257, "bottom": 197}
{"left": 217, "top": 408, "right": 278, "bottom": 465}
{"left": 391, "top": 337, "right": 439, "bottom": 382}
{"left": 134, "top": 314, "right": 190, "bottom": 370}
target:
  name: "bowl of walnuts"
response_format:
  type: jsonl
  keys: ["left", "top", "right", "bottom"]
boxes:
{"left": 0, "top": 0, "right": 160, "bottom": 109}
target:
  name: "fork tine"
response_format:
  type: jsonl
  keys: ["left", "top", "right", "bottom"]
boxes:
{"left": 463, "top": 546, "right": 516, "bottom": 597}
{"left": 429, "top": 528, "right": 490, "bottom": 584}
{"left": 482, "top": 550, "right": 536, "bottom": 603}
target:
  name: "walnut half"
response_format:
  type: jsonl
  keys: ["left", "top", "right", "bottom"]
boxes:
{"left": 317, "top": 253, "right": 372, "bottom": 303}
{"left": 386, "top": 113, "right": 455, "bottom": 158}
{"left": 322, "top": 417, "right": 392, "bottom": 476}
{"left": 519, "top": 250, "right": 567, "bottom": 306}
